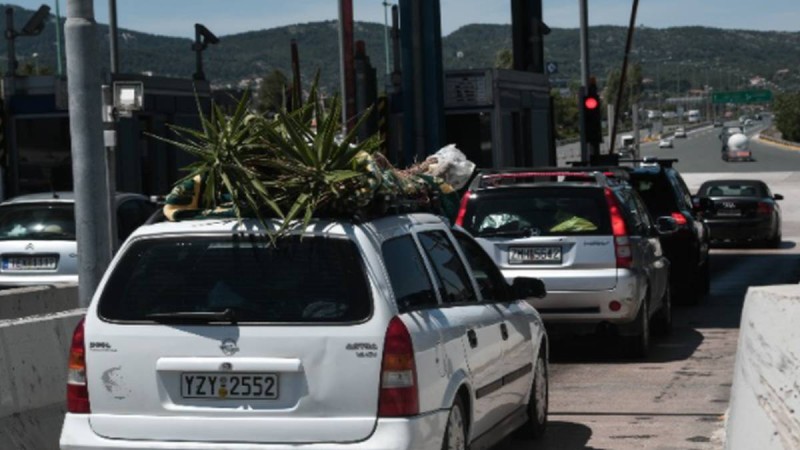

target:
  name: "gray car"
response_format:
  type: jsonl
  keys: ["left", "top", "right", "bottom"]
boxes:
{"left": 0, "top": 192, "right": 155, "bottom": 287}
{"left": 456, "top": 169, "right": 675, "bottom": 357}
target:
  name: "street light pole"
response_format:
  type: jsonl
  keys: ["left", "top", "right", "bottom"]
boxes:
{"left": 64, "top": 0, "right": 113, "bottom": 307}
{"left": 108, "top": 0, "right": 119, "bottom": 74}
{"left": 578, "top": 0, "right": 590, "bottom": 162}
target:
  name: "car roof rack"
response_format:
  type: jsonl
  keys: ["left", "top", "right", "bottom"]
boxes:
{"left": 618, "top": 157, "right": 679, "bottom": 168}
{"left": 472, "top": 167, "right": 624, "bottom": 190}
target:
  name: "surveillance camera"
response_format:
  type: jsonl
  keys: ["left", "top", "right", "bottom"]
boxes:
{"left": 22, "top": 4, "right": 50, "bottom": 36}
{"left": 195, "top": 24, "right": 220, "bottom": 46}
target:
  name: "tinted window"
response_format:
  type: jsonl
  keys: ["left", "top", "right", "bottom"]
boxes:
{"left": 418, "top": 231, "right": 477, "bottom": 304}
{"left": 616, "top": 188, "right": 646, "bottom": 235}
{"left": 630, "top": 173, "right": 679, "bottom": 217}
{"left": 462, "top": 188, "right": 611, "bottom": 237}
{"left": 0, "top": 203, "right": 75, "bottom": 241}
{"left": 382, "top": 235, "right": 439, "bottom": 312}
{"left": 452, "top": 231, "right": 509, "bottom": 302}
{"left": 99, "top": 236, "right": 371, "bottom": 323}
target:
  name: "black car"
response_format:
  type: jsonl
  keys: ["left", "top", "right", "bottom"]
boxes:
{"left": 626, "top": 160, "right": 711, "bottom": 304}
{"left": 696, "top": 180, "right": 783, "bottom": 247}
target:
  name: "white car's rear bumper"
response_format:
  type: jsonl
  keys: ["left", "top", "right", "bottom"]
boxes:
{"left": 60, "top": 411, "right": 449, "bottom": 450}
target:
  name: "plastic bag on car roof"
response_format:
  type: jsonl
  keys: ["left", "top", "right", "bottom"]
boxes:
{"left": 425, "top": 144, "right": 476, "bottom": 190}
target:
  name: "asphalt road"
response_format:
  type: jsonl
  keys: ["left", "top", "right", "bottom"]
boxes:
{"left": 501, "top": 128, "right": 800, "bottom": 449}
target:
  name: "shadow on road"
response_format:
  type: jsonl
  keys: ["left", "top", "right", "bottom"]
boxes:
{"left": 548, "top": 327, "right": 704, "bottom": 365}
{"left": 498, "top": 421, "right": 603, "bottom": 450}
{"left": 711, "top": 239, "right": 796, "bottom": 250}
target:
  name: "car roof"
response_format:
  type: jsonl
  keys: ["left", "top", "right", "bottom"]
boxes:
{"left": 0, "top": 192, "right": 149, "bottom": 205}
{"left": 699, "top": 179, "right": 766, "bottom": 189}
{"left": 127, "top": 213, "right": 447, "bottom": 242}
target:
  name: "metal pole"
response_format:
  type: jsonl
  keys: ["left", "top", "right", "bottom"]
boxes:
{"left": 609, "top": 0, "right": 640, "bottom": 156}
{"left": 65, "top": 0, "right": 113, "bottom": 307}
{"left": 578, "top": 0, "right": 590, "bottom": 162}
{"left": 55, "top": 0, "right": 64, "bottom": 77}
{"left": 338, "top": 0, "right": 356, "bottom": 131}
{"left": 6, "top": 8, "right": 16, "bottom": 77}
{"left": 383, "top": 1, "right": 391, "bottom": 77}
{"left": 108, "top": 0, "right": 119, "bottom": 73}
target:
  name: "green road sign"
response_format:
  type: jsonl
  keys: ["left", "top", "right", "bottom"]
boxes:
{"left": 712, "top": 89, "right": 773, "bottom": 104}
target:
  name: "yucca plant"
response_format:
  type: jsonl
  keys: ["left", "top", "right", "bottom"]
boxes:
{"left": 154, "top": 75, "right": 383, "bottom": 240}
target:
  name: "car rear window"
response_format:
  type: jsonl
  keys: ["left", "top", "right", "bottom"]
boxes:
{"left": 629, "top": 173, "right": 679, "bottom": 217}
{"left": 463, "top": 187, "right": 611, "bottom": 237}
{"left": 98, "top": 236, "right": 371, "bottom": 324}
{"left": 699, "top": 182, "right": 764, "bottom": 197}
{"left": 0, "top": 203, "right": 76, "bottom": 241}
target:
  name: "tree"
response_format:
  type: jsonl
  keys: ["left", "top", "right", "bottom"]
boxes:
{"left": 603, "top": 63, "right": 643, "bottom": 115}
{"left": 495, "top": 49, "right": 513, "bottom": 69}
{"left": 551, "top": 89, "right": 580, "bottom": 140}
{"left": 774, "top": 92, "right": 800, "bottom": 142}
{"left": 257, "top": 69, "right": 288, "bottom": 114}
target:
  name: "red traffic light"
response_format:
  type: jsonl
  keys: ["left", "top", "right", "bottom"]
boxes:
{"left": 585, "top": 97, "right": 599, "bottom": 110}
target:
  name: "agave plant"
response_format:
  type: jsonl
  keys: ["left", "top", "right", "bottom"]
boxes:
{"left": 154, "top": 75, "right": 383, "bottom": 240}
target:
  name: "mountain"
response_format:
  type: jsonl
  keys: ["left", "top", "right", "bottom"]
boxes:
{"left": 2, "top": 3, "right": 799, "bottom": 93}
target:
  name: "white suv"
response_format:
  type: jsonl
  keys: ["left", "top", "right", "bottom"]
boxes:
{"left": 60, "top": 214, "right": 549, "bottom": 450}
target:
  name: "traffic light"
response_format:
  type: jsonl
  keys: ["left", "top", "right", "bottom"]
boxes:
{"left": 583, "top": 77, "right": 603, "bottom": 146}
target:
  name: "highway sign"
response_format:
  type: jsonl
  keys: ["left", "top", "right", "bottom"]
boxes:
{"left": 712, "top": 89, "right": 773, "bottom": 104}
{"left": 546, "top": 61, "right": 559, "bottom": 75}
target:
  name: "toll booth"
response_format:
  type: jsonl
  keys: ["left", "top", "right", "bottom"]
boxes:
{"left": 443, "top": 69, "right": 555, "bottom": 168}
{"left": 1, "top": 74, "right": 210, "bottom": 198}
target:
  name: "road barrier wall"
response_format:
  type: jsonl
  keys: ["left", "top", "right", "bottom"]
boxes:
{"left": 0, "top": 284, "right": 83, "bottom": 449}
{"left": 0, "top": 284, "right": 78, "bottom": 321}
{"left": 758, "top": 133, "right": 800, "bottom": 151}
{"left": 726, "top": 285, "right": 800, "bottom": 450}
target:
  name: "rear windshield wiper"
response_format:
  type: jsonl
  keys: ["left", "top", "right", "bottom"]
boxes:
{"left": 478, "top": 228, "right": 536, "bottom": 238}
{"left": 145, "top": 308, "right": 237, "bottom": 324}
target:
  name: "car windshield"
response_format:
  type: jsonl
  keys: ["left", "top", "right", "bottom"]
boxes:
{"left": 0, "top": 203, "right": 76, "bottom": 241}
{"left": 98, "top": 236, "right": 371, "bottom": 324}
{"left": 699, "top": 183, "right": 765, "bottom": 197}
{"left": 463, "top": 187, "right": 611, "bottom": 237}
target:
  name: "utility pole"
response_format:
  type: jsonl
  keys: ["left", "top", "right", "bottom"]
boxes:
{"left": 338, "top": 0, "right": 356, "bottom": 132}
{"left": 108, "top": 0, "right": 119, "bottom": 74}
{"left": 64, "top": 0, "right": 113, "bottom": 307}
{"left": 578, "top": 0, "right": 590, "bottom": 162}
{"left": 382, "top": 1, "right": 392, "bottom": 79}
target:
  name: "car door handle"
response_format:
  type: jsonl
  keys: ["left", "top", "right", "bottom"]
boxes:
{"left": 466, "top": 329, "right": 478, "bottom": 348}
{"left": 500, "top": 323, "right": 509, "bottom": 341}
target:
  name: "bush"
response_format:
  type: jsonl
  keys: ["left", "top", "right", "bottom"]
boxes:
{"left": 774, "top": 92, "right": 800, "bottom": 142}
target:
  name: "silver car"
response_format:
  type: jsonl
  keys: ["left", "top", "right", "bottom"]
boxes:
{"left": 456, "top": 169, "right": 675, "bottom": 357}
{"left": 0, "top": 192, "right": 155, "bottom": 287}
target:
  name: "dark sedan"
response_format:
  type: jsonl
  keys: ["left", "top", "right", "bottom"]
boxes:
{"left": 696, "top": 180, "right": 782, "bottom": 247}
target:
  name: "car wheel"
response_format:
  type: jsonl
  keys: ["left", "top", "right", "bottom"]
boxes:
{"left": 624, "top": 296, "right": 650, "bottom": 358}
{"left": 517, "top": 346, "right": 548, "bottom": 439}
{"left": 653, "top": 284, "right": 673, "bottom": 336}
{"left": 441, "top": 397, "right": 467, "bottom": 450}
{"left": 769, "top": 230, "right": 782, "bottom": 248}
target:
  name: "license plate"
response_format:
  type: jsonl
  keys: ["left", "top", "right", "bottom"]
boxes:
{"left": 509, "top": 246, "right": 562, "bottom": 264}
{"left": 181, "top": 372, "right": 279, "bottom": 400}
{"left": 717, "top": 209, "right": 741, "bottom": 217}
{"left": 2, "top": 255, "right": 58, "bottom": 271}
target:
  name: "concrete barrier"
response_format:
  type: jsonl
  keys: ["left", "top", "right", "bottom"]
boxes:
{"left": 726, "top": 285, "right": 800, "bottom": 450}
{"left": 0, "top": 309, "right": 84, "bottom": 450}
{"left": 0, "top": 284, "right": 78, "bottom": 321}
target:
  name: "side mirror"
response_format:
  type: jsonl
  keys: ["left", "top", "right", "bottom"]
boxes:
{"left": 774, "top": 194, "right": 784, "bottom": 201}
{"left": 655, "top": 216, "right": 679, "bottom": 236}
{"left": 512, "top": 277, "right": 546, "bottom": 299}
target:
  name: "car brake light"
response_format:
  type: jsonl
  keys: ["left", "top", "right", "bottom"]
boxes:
{"left": 454, "top": 191, "right": 472, "bottom": 227}
{"left": 757, "top": 202, "right": 773, "bottom": 215}
{"left": 378, "top": 317, "right": 419, "bottom": 417}
{"left": 67, "top": 318, "right": 90, "bottom": 414}
{"left": 671, "top": 212, "right": 688, "bottom": 226}
{"left": 604, "top": 188, "right": 632, "bottom": 269}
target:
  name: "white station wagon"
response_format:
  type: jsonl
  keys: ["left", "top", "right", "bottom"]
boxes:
{"left": 60, "top": 214, "right": 549, "bottom": 450}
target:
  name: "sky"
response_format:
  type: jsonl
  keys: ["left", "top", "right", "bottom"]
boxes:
{"left": 10, "top": 0, "right": 800, "bottom": 38}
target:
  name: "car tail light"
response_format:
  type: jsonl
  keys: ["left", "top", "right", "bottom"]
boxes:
{"left": 605, "top": 188, "right": 632, "bottom": 269}
{"left": 67, "top": 318, "right": 90, "bottom": 414}
{"left": 757, "top": 202, "right": 773, "bottom": 215}
{"left": 671, "top": 212, "right": 688, "bottom": 226}
{"left": 378, "top": 317, "right": 419, "bottom": 417}
{"left": 454, "top": 191, "right": 472, "bottom": 227}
